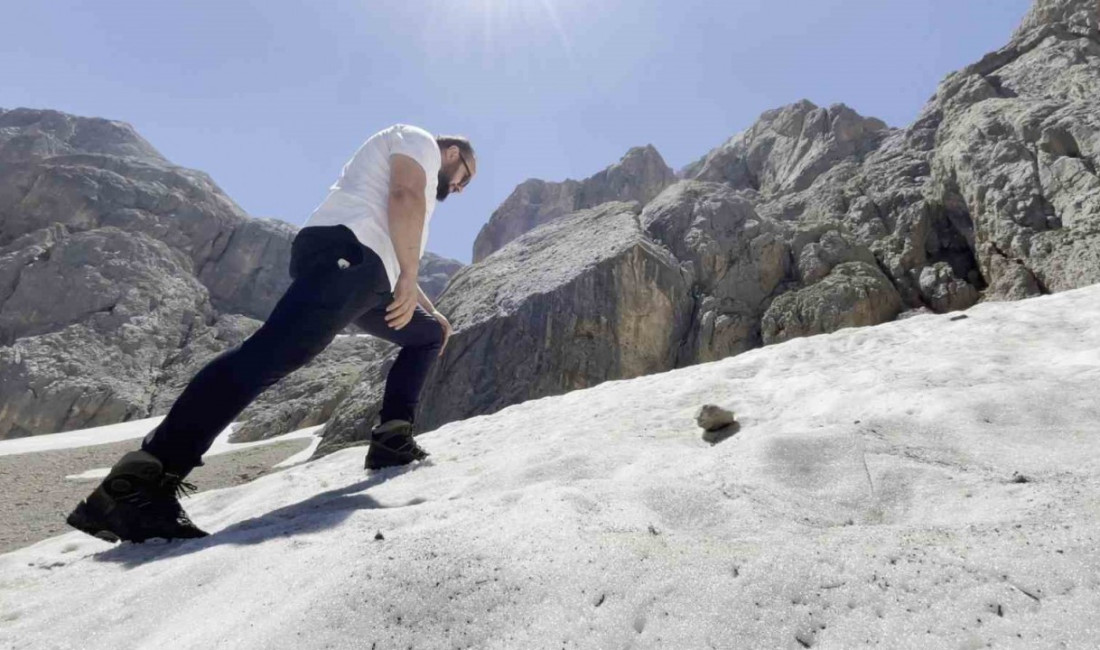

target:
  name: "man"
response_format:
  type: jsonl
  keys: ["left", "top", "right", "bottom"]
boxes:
{"left": 66, "top": 124, "right": 476, "bottom": 543}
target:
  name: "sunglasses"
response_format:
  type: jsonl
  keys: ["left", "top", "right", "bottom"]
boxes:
{"left": 457, "top": 151, "right": 473, "bottom": 189}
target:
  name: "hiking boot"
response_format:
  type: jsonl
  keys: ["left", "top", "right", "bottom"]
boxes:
{"left": 364, "top": 419, "right": 430, "bottom": 470}
{"left": 66, "top": 450, "right": 209, "bottom": 543}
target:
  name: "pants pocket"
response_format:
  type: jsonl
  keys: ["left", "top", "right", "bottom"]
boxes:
{"left": 290, "top": 226, "right": 362, "bottom": 280}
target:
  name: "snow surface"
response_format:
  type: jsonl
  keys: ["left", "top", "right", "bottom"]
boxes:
{"left": 2, "top": 285, "right": 1099, "bottom": 649}
{"left": 0, "top": 416, "right": 170, "bottom": 457}
{"left": 0, "top": 417, "right": 323, "bottom": 480}
{"left": 0, "top": 418, "right": 319, "bottom": 459}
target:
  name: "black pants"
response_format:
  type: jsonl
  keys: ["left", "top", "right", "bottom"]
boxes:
{"left": 141, "top": 224, "right": 444, "bottom": 474}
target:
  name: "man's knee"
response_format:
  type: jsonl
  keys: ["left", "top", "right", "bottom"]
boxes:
{"left": 405, "top": 311, "right": 444, "bottom": 349}
{"left": 425, "top": 318, "right": 445, "bottom": 348}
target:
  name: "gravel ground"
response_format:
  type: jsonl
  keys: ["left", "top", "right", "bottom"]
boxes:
{"left": 0, "top": 438, "right": 313, "bottom": 554}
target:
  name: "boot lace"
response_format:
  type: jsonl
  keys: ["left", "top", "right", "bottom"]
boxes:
{"left": 375, "top": 431, "right": 429, "bottom": 458}
{"left": 161, "top": 473, "right": 199, "bottom": 500}
{"left": 118, "top": 473, "right": 198, "bottom": 510}
{"left": 144, "top": 474, "right": 200, "bottom": 526}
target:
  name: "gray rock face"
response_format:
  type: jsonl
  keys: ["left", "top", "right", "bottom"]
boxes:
{"left": 0, "top": 109, "right": 304, "bottom": 438}
{"left": 637, "top": 175, "right": 908, "bottom": 361}
{"left": 1014, "top": 0, "right": 1098, "bottom": 38}
{"left": 417, "top": 251, "right": 465, "bottom": 302}
{"left": 761, "top": 262, "right": 903, "bottom": 345}
{"left": 671, "top": 0, "right": 1100, "bottom": 315}
{"left": 640, "top": 181, "right": 792, "bottom": 362}
{"left": 921, "top": 0, "right": 1100, "bottom": 299}
{"left": 473, "top": 179, "right": 581, "bottom": 266}
{"left": 685, "top": 101, "right": 889, "bottom": 195}
{"left": 0, "top": 225, "right": 215, "bottom": 437}
{"left": 0, "top": 107, "right": 126, "bottom": 158}
{"left": 0, "top": 109, "right": 296, "bottom": 320}
{"left": 471, "top": 145, "right": 676, "bottom": 263}
{"left": 0, "top": 225, "right": 202, "bottom": 344}
{"left": 0, "top": 108, "right": 165, "bottom": 163}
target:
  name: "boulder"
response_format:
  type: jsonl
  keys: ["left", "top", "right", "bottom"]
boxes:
{"left": 0, "top": 226, "right": 215, "bottom": 438}
{"left": 316, "top": 202, "right": 694, "bottom": 454}
{"left": 761, "top": 262, "right": 904, "bottom": 345}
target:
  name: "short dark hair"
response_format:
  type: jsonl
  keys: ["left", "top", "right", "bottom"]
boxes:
{"left": 436, "top": 135, "right": 475, "bottom": 158}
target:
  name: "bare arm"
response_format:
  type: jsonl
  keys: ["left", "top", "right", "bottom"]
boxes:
{"left": 416, "top": 284, "right": 438, "bottom": 314}
{"left": 383, "top": 153, "right": 429, "bottom": 330}
{"left": 387, "top": 153, "right": 427, "bottom": 278}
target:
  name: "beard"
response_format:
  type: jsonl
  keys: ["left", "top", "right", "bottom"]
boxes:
{"left": 436, "top": 170, "right": 451, "bottom": 202}
{"left": 436, "top": 159, "right": 463, "bottom": 201}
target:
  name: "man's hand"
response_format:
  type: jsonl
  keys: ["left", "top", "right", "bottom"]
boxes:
{"left": 385, "top": 272, "right": 419, "bottom": 329}
{"left": 431, "top": 310, "right": 453, "bottom": 357}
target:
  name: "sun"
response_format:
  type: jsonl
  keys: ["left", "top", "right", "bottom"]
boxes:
{"left": 428, "top": 0, "right": 576, "bottom": 63}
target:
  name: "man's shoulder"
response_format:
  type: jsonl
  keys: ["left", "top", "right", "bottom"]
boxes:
{"left": 381, "top": 124, "right": 441, "bottom": 173}
{"left": 394, "top": 123, "right": 433, "bottom": 136}
{"left": 382, "top": 123, "right": 435, "bottom": 143}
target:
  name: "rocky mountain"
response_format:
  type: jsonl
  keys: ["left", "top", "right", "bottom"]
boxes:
{"left": 471, "top": 145, "right": 677, "bottom": 263}
{"left": 317, "top": 0, "right": 1099, "bottom": 453}
{"left": 417, "top": 251, "right": 466, "bottom": 301}
{"left": 0, "top": 110, "right": 463, "bottom": 439}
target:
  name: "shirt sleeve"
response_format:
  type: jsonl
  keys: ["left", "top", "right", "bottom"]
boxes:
{"left": 387, "top": 125, "right": 442, "bottom": 182}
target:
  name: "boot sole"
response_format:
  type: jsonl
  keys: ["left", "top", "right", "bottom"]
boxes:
{"left": 66, "top": 500, "right": 208, "bottom": 544}
{"left": 365, "top": 451, "right": 430, "bottom": 470}
{"left": 365, "top": 457, "right": 424, "bottom": 470}
{"left": 66, "top": 500, "right": 122, "bottom": 543}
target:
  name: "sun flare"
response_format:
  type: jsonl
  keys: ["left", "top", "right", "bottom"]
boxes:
{"left": 429, "top": 0, "right": 576, "bottom": 64}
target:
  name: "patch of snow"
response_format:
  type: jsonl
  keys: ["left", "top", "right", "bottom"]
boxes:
{"left": 2, "top": 285, "right": 1099, "bottom": 649}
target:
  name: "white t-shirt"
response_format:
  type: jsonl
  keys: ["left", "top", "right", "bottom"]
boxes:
{"left": 303, "top": 124, "right": 440, "bottom": 293}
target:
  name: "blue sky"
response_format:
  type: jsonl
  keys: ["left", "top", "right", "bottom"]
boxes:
{"left": 3, "top": 0, "right": 1032, "bottom": 264}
